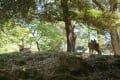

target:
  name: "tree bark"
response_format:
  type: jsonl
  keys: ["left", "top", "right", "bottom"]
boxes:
{"left": 110, "top": 28, "right": 120, "bottom": 55}
{"left": 36, "top": 41, "right": 40, "bottom": 51}
{"left": 117, "top": 29, "right": 120, "bottom": 47}
{"left": 32, "top": 30, "right": 40, "bottom": 51}
{"left": 61, "top": 0, "right": 76, "bottom": 52}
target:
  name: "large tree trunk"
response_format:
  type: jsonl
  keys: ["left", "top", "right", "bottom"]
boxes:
{"left": 117, "top": 28, "right": 120, "bottom": 46}
{"left": 110, "top": 28, "right": 120, "bottom": 55}
{"left": 61, "top": 0, "right": 76, "bottom": 52}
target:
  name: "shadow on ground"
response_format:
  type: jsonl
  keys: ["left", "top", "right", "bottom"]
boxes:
{"left": 0, "top": 52, "right": 120, "bottom": 80}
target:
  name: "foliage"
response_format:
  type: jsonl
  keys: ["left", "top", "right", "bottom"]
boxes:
{"left": 87, "top": 9, "right": 102, "bottom": 18}
{"left": 0, "top": 0, "right": 35, "bottom": 20}
{"left": 10, "top": 26, "right": 30, "bottom": 42}
{"left": 30, "top": 20, "right": 65, "bottom": 51}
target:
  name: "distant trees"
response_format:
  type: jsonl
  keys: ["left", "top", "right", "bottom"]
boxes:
{"left": 0, "top": 0, "right": 119, "bottom": 54}
{"left": 30, "top": 20, "right": 64, "bottom": 51}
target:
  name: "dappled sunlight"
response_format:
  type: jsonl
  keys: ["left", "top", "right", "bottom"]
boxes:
{"left": 0, "top": 0, "right": 120, "bottom": 80}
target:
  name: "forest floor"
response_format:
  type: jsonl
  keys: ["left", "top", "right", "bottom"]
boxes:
{"left": 0, "top": 52, "right": 120, "bottom": 80}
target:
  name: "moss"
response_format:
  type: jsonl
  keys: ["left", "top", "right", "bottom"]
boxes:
{"left": 54, "top": 65, "right": 70, "bottom": 73}
{"left": 94, "top": 61, "right": 109, "bottom": 71}
{"left": 54, "top": 55, "right": 94, "bottom": 77}
{"left": 0, "top": 52, "right": 120, "bottom": 80}
{"left": 114, "top": 58, "right": 120, "bottom": 68}
{"left": 0, "top": 71, "right": 16, "bottom": 80}
{"left": 51, "top": 73, "right": 79, "bottom": 80}
{"left": 114, "top": 56, "right": 120, "bottom": 58}
{"left": 0, "top": 62, "right": 7, "bottom": 69}
{"left": 13, "top": 69, "right": 45, "bottom": 80}
{"left": 34, "top": 73, "right": 48, "bottom": 80}
{"left": 92, "top": 56, "right": 114, "bottom": 71}
{"left": 14, "top": 69, "right": 30, "bottom": 79}
{"left": 15, "top": 59, "right": 26, "bottom": 66}
{"left": 94, "top": 56, "right": 107, "bottom": 61}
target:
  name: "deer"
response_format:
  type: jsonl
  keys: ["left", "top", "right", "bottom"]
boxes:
{"left": 68, "top": 25, "right": 77, "bottom": 52}
{"left": 88, "top": 39, "right": 101, "bottom": 55}
{"left": 19, "top": 45, "right": 31, "bottom": 53}
{"left": 18, "top": 37, "right": 31, "bottom": 53}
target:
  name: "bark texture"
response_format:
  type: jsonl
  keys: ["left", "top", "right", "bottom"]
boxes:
{"left": 61, "top": 0, "right": 76, "bottom": 52}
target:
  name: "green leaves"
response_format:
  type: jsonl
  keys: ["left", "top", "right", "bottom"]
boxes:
{"left": 30, "top": 20, "right": 64, "bottom": 51}
{"left": 0, "top": 0, "right": 35, "bottom": 20}
{"left": 87, "top": 9, "right": 102, "bottom": 18}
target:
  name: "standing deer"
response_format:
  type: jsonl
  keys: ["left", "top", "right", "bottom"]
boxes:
{"left": 69, "top": 25, "right": 77, "bottom": 52}
{"left": 88, "top": 39, "right": 101, "bottom": 55}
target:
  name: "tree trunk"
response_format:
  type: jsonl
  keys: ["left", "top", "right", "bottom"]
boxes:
{"left": 32, "top": 30, "right": 40, "bottom": 51}
{"left": 36, "top": 41, "right": 40, "bottom": 51}
{"left": 20, "top": 38, "right": 25, "bottom": 48}
{"left": 117, "top": 28, "right": 120, "bottom": 47}
{"left": 61, "top": 0, "right": 76, "bottom": 52}
{"left": 110, "top": 28, "right": 120, "bottom": 55}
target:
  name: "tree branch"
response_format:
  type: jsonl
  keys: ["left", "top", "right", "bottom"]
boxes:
{"left": 92, "top": 0, "right": 106, "bottom": 12}
{"left": 109, "top": 0, "right": 118, "bottom": 12}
